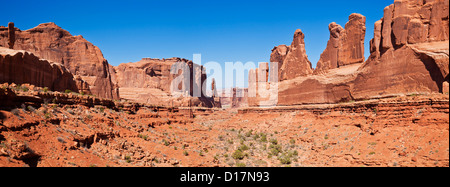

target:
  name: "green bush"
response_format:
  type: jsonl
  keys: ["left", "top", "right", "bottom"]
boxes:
{"left": 269, "top": 144, "right": 282, "bottom": 156}
{"left": 65, "top": 89, "right": 72, "bottom": 94}
{"left": 232, "top": 150, "right": 245, "bottom": 160}
{"left": 270, "top": 138, "right": 278, "bottom": 145}
{"left": 278, "top": 154, "right": 292, "bottom": 165}
{"left": 238, "top": 144, "right": 249, "bottom": 152}
{"left": 289, "top": 139, "right": 296, "bottom": 144}
{"left": 163, "top": 139, "right": 170, "bottom": 146}
{"left": 125, "top": 156, "right": 132, "bottom": 163}
{"left": 236, "top": 162, "right": 246, "bottom": 167}
{"left": 245, "top": 130, "right": 253, "bottom": 137}
{"left": 260, "top": 133, "right": 267, "bottom": 142}
{"left": 138, "top": 134, "right": 148, "bottom": 141}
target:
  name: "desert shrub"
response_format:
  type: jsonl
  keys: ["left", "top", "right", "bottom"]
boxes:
{"left": 269, "top": 144, "right": 282, "bottom": 156}
{"left": 44, "top": 112, "right": 51, "bottom": 119}
{"left": 27, "top": 106, "right": 36, "bottom": 113}
{"left": 278, "top": 154, "right": 292, "bottom": 165}
{"left": 64, "top": 89, "right": 72, "bottom": 94}
{"left": 232, "top": 149, "right": 245, "bottom": 160}
{"left": 290, "top": 139, "right": 296, "bottom": 144}
{"left": 253, "top": 133, "right": 260, "bottom": 140}
{"left": 163, "top": 139, "right": 170, "bottom": 146}
{"left": 270, "top": 138, "right": 278, "bottom": 145}
{"left": 125, "top": 156, "right": 132, "bottom": 163}
{"left": 238, "top": 144, "right": 249, "bottom": 152}
{"left": 236, "top": 162, "right": 246, "bottom": 167}
{"left": 138, "top": 134, "right": 148, "bottom": 141}
{"left": 245, "top": 130, "right": 253, "bottom": 137}
{"left": 260, "top": 133, "right": 267, "bottom": 142}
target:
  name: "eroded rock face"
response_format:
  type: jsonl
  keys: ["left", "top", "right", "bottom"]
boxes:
{"left": 270, "top": 45, "right": 289, "bottom": 81}
{"left": 271, "top": 29, "right": 313, "bottom": 81}
{"left": 374, "top": 0, "right": 449, "bottom": 53}
{"left": 355, "top": 42, "right": 449, "bottom": 99}
{"left": 338, "top": 13, "right": 366, "bottom": 67}
{"left": 0, "top": 47, "right": 78, "bottom": 93}
{"left": 0, "top": 23, "right": 119, "bottom": 100}
{"left": 365, "top": 0, "right": 449, "bottom": 95}
{"left": 315, "top": 14, "right": 366, "bottom": 73}
{"left": 276, "top": 0, "right": 449, "bottom": 106}
{"left": 113, "top": 58, "right": 214, "bottom": 107}
{"left": 7, "top": 22, "right": 14, "bottom": 49}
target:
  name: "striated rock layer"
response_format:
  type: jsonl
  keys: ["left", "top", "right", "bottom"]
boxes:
{"left": 0, "top": 47, "right": 78, "bottom": 93}
{"left": 0, "top": 23, "right": 119, "bottom": 100}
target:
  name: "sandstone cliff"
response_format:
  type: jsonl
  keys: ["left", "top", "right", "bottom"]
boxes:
{"left": 113, "top": 57, "right": 214, "bottom": 107}
{"left": 357, "top": 0, "right": 449, "bottom": 98}
{"left": 315, "top": 14, "right": 366, "bottom": 73}
{"left": 0, "top": 23, "right": 119, "bottom": 100}
{"left": 271, "top": 29, "right": 313, "bottom": 81}
{"left": 264, "top": 0, "right": 449, "bottom": 106}
{"left": 0, "top": 47, "right": 78, "bottom": 93}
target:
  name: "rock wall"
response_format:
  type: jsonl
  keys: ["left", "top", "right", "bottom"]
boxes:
{"left": 262, "top": 0, "right": 449, "bottom": 106}
{"left": 0, "top": 47, "right": 78, "bottom": 93}
{"left": 271, "top": 29, "right": 313, "bottom": 81}
{"left": 360, "top": 0, "right": 449, "bottom": 96}
{"left": 113, "top": 57, "right": 214, "bottom": 107}
{"left": 0, "top": 23, "right": 119, "bottom": 100}
{"left": 248, "top": 62, "right": 279, "bottom": 107}
{"left": 315, "top": 14, "right": 366, "bottom": 73}
{"left": 372, "top": 0, "right": 449, "bottom": 56}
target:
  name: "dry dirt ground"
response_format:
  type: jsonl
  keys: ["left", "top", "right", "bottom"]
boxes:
{"left": 0, "top": 84, "right": 448, "bottom": 167}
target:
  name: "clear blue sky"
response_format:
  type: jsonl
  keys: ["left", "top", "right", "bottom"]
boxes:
{"left": 2, "top": 0, "right": 393, "bottom": 89}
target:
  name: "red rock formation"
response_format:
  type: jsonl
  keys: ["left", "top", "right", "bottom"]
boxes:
{"left": 276, "top": 0, "right": 449, "bottom": 106}
{"left": 0, "top": 23, "right": 119, "bottom": 100}
{"left": 270, "top": 45, "right": 289, "bottom": 80}
{"left": 315, "top": 23, "right": 344, "bottom": 73}
{"left": 338, "top": 13, "right": 366, "bottom": 67}
{"left": 363, "top": 0, "right": 449, "bottom": 95}
{"left": 231, "top": 88, "right": 249, "bottom": 108}
{"left": 211, "top": 78, "right": 217, "bottom": 97}
{"left": 0, "top": 47, "right": 78, "bottom": 93}
{"left": 315, "top": 14, "right": 366, "bottom": 73}
{"left": 248, "top": 62, "right": 279, "bottom": 107}
{"left": 271, "top": 29, "right": 313, "bottom": 81}
{"left": 113, "top": 57, "right": 214, "bottom": 107}
{"left": 7, "top": 23, "right": 14, "bottom": 49}
{"left": 376, "top": 0, "right": 449, "bottom": 52}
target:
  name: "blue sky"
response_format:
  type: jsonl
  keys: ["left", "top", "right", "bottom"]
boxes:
{"left": 2, "top": 0, "right": 393, "bottom": 89}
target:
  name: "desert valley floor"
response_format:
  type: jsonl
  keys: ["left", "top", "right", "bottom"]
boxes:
{"left": 1, "top": 84, "right": 448, "bottom": 167}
